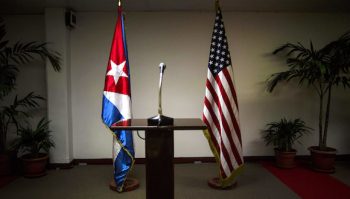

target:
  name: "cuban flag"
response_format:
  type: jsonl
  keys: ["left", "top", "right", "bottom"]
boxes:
{"left": 101, "top": 5, "right": 134, "bottom": 192}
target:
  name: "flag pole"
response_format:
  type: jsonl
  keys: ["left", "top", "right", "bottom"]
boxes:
{"left": 215, "top": 0, "right": 219, "bottom": 10}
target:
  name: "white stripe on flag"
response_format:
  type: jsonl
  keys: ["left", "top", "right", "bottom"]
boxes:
{"left": 207, "top": 72, "right": 242, "bottom": 158}
{"left": 219, "top": 148, "right": 231, "bottom": 177}
{"left": 217, "top": 72, "right": 242, "bottom": 156}
{"left": 104, "top": 91, "right": 131, "bottom": 120}
{"left": 204, "top": 86, "right": 241, "bottom": 167}
{"left": 218, "top": 70, "right": 239, "bottom": 121}
{"left": 203, "top": 106, "right": 221, "bottom": 148}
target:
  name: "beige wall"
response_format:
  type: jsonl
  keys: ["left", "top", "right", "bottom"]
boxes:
{"left": 70, "top": 11, "right": 350, "bottom": 158}
{"left": 4, "top": 11, "right": 350, "bottom": 161}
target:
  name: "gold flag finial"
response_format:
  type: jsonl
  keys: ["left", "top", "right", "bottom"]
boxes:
{"left": 118, "top": 0, "right": 121, "bottom": 7}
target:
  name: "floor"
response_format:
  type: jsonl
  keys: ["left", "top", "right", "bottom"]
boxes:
{"left": 0, "top": 162, "right": 349, "bottom": 199}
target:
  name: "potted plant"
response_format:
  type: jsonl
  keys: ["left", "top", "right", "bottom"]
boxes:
{"left": 267, "top": 31, "right": 350, "bottom": 172}
{"left": 0, "top": 18, "right": 61, "bottom": 175}
{"left": 0, "top": 93, "right": 44, "bottom": 175}
{"left": 12, "top": 118, "right": 54, "bottom": 177}
{"left": 262, "top": 118, "right": 311, "bottom": 168}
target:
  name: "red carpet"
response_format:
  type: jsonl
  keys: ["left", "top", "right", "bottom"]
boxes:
{"left": 0, "top": 176, "right": 17, "bottom": 188}
{"left": 262, "top": 161, "right": 350, "bottom": 199}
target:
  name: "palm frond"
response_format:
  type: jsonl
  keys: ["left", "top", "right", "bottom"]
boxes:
{"left": 267, "top": 30, "right": 350, "bottom": 149}
{"left": 11, "top": 92, "right": 45, "bottom": 109}
{"left": 7, "top": 41, "right": 61, "bottom": 72}
{"left": 1, "top": 92, "right": 44, "bottom": 134}
{"left": 0, "top": 17, "right": 61, "bottom": 153}
{"left": 12, "top": 117, "right": 54, "bottom": 156}
{"left": 266, "top": 70, "right": 299, "bottom": 92}
{"left": 262, "top": 118, "right": 311, "bottom": 151}
{"left": 0, "top": 63, "right": 18, "bottom": 99}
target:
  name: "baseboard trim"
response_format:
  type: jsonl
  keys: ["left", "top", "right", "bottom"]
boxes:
{"left": 49, "top": 154, "right": 350, "bottom": 169}
{"left": 71, "top": 157, "right": 216, "bottom": 165}
{"left": 73, "top": 159, "right": 112, "bottom": 165}
{"left": 48, "top": 161, "right": 74, "bottom": 170}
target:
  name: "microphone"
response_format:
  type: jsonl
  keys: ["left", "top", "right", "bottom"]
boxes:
{"left": 147, "top": 62, "right": 173, "bottom": 125}
{"left": 158, "top": 62, "right": 166, "bottom": 115}
{"left": 159, "top": 62, "right": 166, "bottom": 74}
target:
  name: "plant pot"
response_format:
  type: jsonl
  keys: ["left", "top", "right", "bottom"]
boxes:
{"left": 274, "top": 148, "right": 297, "bottom": 169}
{"left": 308, "top": 146, "right": 337, "bottom": 173}
{"left": 0, "top": 151, "right": 17, "bottom": 176}
{"left": 21, "top": 153, "right": 49, "bottom": 178}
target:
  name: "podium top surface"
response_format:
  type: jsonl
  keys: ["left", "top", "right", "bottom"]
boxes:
{"left": 110, "top": 118, "right": 207, "bottom": 131}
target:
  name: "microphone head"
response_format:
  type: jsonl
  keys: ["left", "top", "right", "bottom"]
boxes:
{"left": 159, "top": 62, "right": 166, "bottom": 68}
{"left": 159, "top": 62, "right": 166, "bottom": 72}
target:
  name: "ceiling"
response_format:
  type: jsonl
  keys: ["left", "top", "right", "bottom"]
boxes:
{"left": 1, "top": 0, "right": 350, "bottom": 14}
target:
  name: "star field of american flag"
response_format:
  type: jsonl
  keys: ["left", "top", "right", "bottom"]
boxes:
{"left": 208, "top": 9, "right": 232, "bottom": 75}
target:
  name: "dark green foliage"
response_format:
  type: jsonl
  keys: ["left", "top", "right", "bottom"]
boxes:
{"left": 267, "top": 31, "right": 350, "bottom": 150}
{"left": 12, "top": 118, "right": 54, "bottom": 158}
{"left": 1, "top": 92, "right": 44, "bottom": 131}
{"left": 262, "top": 118, "right": 311, "bottom": 152}
{"left": 0, "top": 18, "right": 61, "bottom": 153}
{"left": 0, "top": 18, "right": 61, "bottom": 100}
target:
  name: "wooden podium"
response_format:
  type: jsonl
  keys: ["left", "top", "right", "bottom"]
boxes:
{"left": 111, "top": 118, "right": 207, "bottom": 199}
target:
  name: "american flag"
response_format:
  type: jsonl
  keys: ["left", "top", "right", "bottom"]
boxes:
{"left": 202, "top": 6, "right": 243, "bottom": 187}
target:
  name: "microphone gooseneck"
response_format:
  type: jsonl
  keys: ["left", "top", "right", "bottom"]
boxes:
{"left": 158, "top": 62, "right": 166, "bottom": 116}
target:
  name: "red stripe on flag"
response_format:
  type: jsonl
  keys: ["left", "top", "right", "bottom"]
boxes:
{"left": 215, "top": 73, "right": 240, "bottom": 139}
{"left": 222, "top": 68, "right": 242, "bottom": 144}
{"left": 205, "top": 81, "right": 237, "bottom": 172}
{"left": 213, "top": 75, "right": 243, "bottom": 165}
{"left": 206, "top": 79, "right": 221, "bottom": 112}
{"left": 202, "top": 114, "right": 221, "bottom": 155}
{"left": 204, "top": 97, "right": 221, "bottom": 133}
{"left": 206, "top": 78, "right": 243, "bottom": 167}
{"left": 203, "top": 115, "right": 232, "bottom": 178}
{"left": 222, "top": 68, "right": 239, "bottom": 111}
{"left": 219, "top": 138, "right": 234, "bottom": 173}
{"left": 204, "top": 102, "right": 234, "bottom": 172}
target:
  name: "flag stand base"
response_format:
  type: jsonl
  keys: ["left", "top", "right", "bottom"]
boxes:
{"left": 208, "top": 177, "right": 237, "bottom": 190}
{"left": 109, "top": 178, "right": 139, "bottom": 192}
